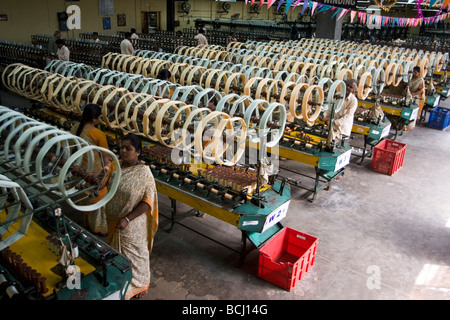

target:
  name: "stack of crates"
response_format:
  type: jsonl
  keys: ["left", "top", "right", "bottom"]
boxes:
{"left": 258, "top": 227, "right": 318, "bottom": 291}
{"left": 371, "top": 139, "right": 407, "bottom": 176}
{"left": 427, "top": 107, "right": 450, "bottom": 130}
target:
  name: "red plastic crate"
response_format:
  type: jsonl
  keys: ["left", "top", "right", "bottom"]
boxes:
{"left": 371, "top": 139, "right": 407, "bottom": 176}
{"left": 258, "top": 227, "right": 318, "bottom": 291}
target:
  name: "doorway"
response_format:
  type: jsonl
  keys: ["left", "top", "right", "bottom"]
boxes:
{"left": 141, "top": 11, "right": 160, "bottom": 33}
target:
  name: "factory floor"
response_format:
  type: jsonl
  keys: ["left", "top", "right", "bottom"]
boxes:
{"left": 145, "top": 98, "right": 450, "bottom": 302}
{"left": 1, "top": 89, "right": 449, "bottom": 303}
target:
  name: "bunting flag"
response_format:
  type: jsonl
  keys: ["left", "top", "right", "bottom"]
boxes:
{"left": 285, "top": 0, "right": 293, "bottom": 12}
{"left": 318, "top": 4, "right": 332, "bottom": 13}
{"left": 377, "top": 15, "right": 382, "bottom": 26}
{"left": 293, "top": 0, "right": 302, "bottom": 9}
{"left": 301, "top": 0, "right": 309, "bottom": 15}
{"left": 350, "top": 10, "right": 357, "bottom": 23}
{"left": 243, "top": 0, "right": 450, "bottom": 27}
{"left": 337, "top": 8, "right": 348, "bottom": 20}
{"left": 311, "top": 1, "right": 318, "bottom": 15}
{"left": 331, "top": 7, "right": 341, "bottom": 18}
{"left": 267, "top": 0, "right": 277, "bottom": 8}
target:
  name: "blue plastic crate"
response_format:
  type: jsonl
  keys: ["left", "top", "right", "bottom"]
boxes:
{"left": 427, "top": 107, "right": 450, "bottom": 130}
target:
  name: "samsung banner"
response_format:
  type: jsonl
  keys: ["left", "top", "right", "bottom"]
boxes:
{"left": 314, "top": 0, "right": 357, "bottom": 9}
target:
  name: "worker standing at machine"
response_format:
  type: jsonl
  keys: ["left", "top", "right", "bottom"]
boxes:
{"left": 120, "top": 32, "right": 134, "bottom": 55}
{"left": 195, "top": 29, "right": 208, "bottom": 47}
{"left": 46, "top": 31, "right": 62, "bottom": 65}
{"left": 407, "top": 67, "right": 425, "bottom": 101}
{"left": 55, "top": 39, "right": 70, "bottom": 62}
{"left": 320, "top": 79, "right": 358, "bottom": 143}
{"left": 405, "top": 66, "right": 425, "bottom": 129}
{"left": 71, "top": 104, "right": 110, "bottom": 236}
{"left": 156, "top": 69, "right": 173, "bottom": 97}
{"left": 104, "top": 134, "right": 159, "bottom": 300}
{"left": 130, "top": 28, "right": 139, "bottom": 39}
{"left": 92, "top": 32, "right": 101, "bottom": 42}
{"left": 228, "top": 32, "right": 238, "bottom": 43}
{"left": 48, "top": 31, "right": 61, "bottom": 56}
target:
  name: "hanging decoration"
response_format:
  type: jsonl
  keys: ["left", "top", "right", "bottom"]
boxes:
{"left": 267, "top": 0, "right": 277, "bottom": 8}
{"left": 373, "top": 0, "right": 399, "bottom": 12}
{"left": 301, "top": 0, "right": 309, "bottom": 15}
{"left": 350, "top": 10, "right": 357, "bottom": 23}
{"left": 311, "top": 1, "right": 318, "bottom": 15}
{"left": 285, "top": 0, "right": 293, "bottom": 11}
{"left": 313, "top": 0, "right": 356, "bottom": 9}
{"left": 244, "top": 0, "right": 450, "bottom": 27}
{"left": 293, "top": 0, "right": 303, "bottom": 8}
{"left": 416, "top": 0, "right": 445, "bottom": 22}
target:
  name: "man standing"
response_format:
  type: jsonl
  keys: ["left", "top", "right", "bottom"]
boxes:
{"left": 120, "top": 32, "right": 134, "bottom": 55}
{"left": 130, "top": 28, "right": 139, "bottom": 39}
{"left": 228, "top": 32, "right": 237, "bottom": 43}
{"left": 56, "top": 39, "right": 70, "bottom": 61}
{"left": 194, "top": 29, "right": 208, "bottom": 47}
{"left": 92, "top": 32, "right": 101, "bottom": 42}
{"left": 320, "top": 79, "right": 358, "bottom": 143}
{"left": 48, "top": 30, "right": 61, "bottom": 56}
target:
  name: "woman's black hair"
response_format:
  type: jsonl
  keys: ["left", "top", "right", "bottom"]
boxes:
{"left": 157, "top": 68, "right": 171, "bottom": 81}
{"left": 413, "top": 66, "right": 421, "bottom": 73}
{"left": 76, "top": 104, "right": 102, "bottom": 136}
{"left": 122, "top": 133, "right": 142, "bottom": 153}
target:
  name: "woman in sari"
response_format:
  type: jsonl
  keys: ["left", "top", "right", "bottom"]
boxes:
{"left": 104, "top": 133, "right": 158, "bottom": 300}
{"left": 156, "top": 69, "right": 173, "bottom": 98}
{"left": 385, "top": 66, "right": 425, "bottom": 130}
{"left": 407, "top": 66, "right": 425, "bottom": 109}
{"left": 71, "top": 104, "right": 110, "bottom": 236}
{"left": 405, "top": 66, "right": 425, "bottom": 129}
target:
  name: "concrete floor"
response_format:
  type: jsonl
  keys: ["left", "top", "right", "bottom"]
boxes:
{"left": 147, "top": 98, "right": 450, "bottom": 301}
{"left": 1, "top": 89, "right": 449, "bottom": 301}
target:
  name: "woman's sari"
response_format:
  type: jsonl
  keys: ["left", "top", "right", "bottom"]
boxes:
{"left": 104, "top": 164, "right": 159, "bottom": 300}
{"left": 407, "top": 76, "right": 425, "bottom": 125}
{"left": 407, "top": 76, "right": 425, "bottom": 102}
{"left": 71, "top": 125, "right": 109, "bottom": 234}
